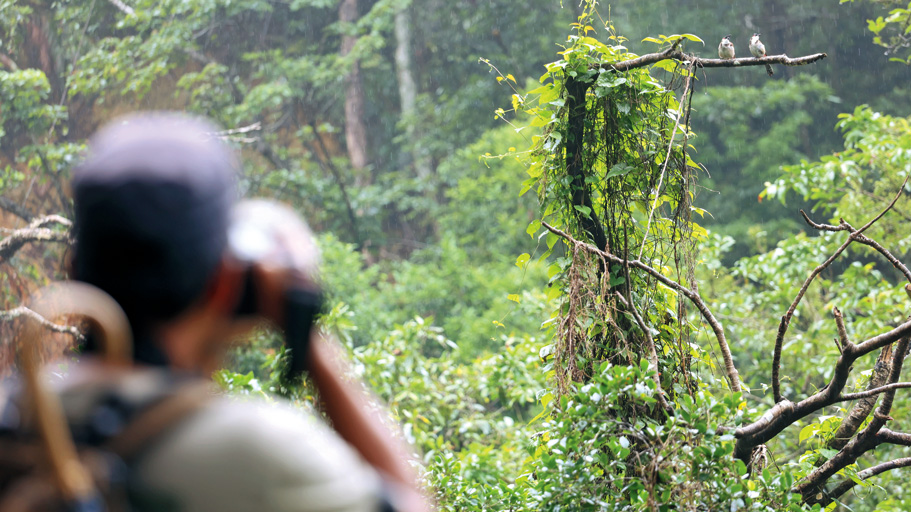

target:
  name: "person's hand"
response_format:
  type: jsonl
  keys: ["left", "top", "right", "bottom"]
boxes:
{"left": 227, "top": 199, "right": 321, "bottom": 328}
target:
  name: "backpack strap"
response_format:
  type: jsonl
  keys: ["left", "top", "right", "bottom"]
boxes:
{"left": 104, "top": 380, "right": 213, "bottom": 461}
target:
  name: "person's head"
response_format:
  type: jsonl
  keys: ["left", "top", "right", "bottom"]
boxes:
{"left": 71, "top": 112, "right": 244, "bottom": 369}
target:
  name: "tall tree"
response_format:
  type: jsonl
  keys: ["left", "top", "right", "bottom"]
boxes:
{"left": 393, "top": 3, "right": 429, "bottom": 178}
{"left": 340, "top": 0, "right": 369, "bottom": 171}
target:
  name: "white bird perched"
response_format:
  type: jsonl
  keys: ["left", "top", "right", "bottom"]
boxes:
{"left": 718, "top": 35, "right": 735, "bottom": 60}
{"left": 750, "top": 33, "right": 774, "bottom": 76}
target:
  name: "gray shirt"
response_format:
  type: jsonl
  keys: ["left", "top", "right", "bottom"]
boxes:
{"left": 8, "top": 364, "right": 388, "bottom": 512}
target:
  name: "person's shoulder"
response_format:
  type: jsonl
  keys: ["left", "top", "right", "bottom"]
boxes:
{"left": 179, "top": 395, "right": 370, "bottom": 475}
{"left": 136, "top": 394, "right": 386, "bottom": 512}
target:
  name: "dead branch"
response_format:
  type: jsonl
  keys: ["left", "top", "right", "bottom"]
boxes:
{"left": 542, "top": 221, "right": 741, "bottom": 393}
{"left": 833, "top": 307, "right": 848, "bottom": 354}
{"left": 795, "top": 337, "right": 910, "bottom": 502}
{"left": 0, "top": 306, "right": 84, "bottom": 342}
{"left": 601, "top": 48, "right": 827, "bottom": 74}
{"left": 771, "top": 235, "right": 853, "bottom": 403}
{"left": 802, "top": 210, "right": 911, "bottom": 285}
{"left": 0, "top": 215, "right": 71, "bottom": 264}
{"left": 827, "top": 343, "right": 892, "bottom": 453}
{"left": 826, "top": 456, "right": 911, "bottom": 505}
{"left": 838, "top": 381, "right": 911, "bottom": 402}
{"left": 772, "top": 180, "right": 908, "bottom": 403}
{"left": 733, "top": 323, "right": 911, "bottom": 462}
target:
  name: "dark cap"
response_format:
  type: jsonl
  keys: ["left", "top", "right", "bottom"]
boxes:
{"left": 71, "top": 112, "right": 238, "bottom": 349}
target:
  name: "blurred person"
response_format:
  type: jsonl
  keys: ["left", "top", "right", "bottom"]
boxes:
{"left": 4, "top": 112, "right": 429, "bottom": 512}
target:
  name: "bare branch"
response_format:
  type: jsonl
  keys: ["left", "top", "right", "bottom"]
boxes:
{"left": 772, "top": 180, "right": 908, "bottom": 403}
{"left": 795, "top": 337, "right": 911, "bottom": 501}
{"left": 733, "top": 324, "right": 911, "bottom": 462}
{"left": 772, "top": 235, "right": 853, "bottom": 402}
{"left": 827, "top": 343, "right": 892, "bottom": 452}
{"left": 799, "top": 210, "right": 844, "bottom": 232}
{"left": 839, "top": 381, "right": 911, "bottom": 402}
{"left": 854, "top": 175, "right": 908, "bottom": 234}
{"left": 833, "top": 307, "right": 850, "bottom": 353}
{"left": 541, "top": 221, "right": 741, "bottom": 392}
{"left": 827, "top": 456, "right": 911, "bottom": 504}
{"left": 602, "top": 49, "right": 827, "bottom": 73}
{"left": 853, "top": 318, "right": 911, "bottom": 356}
{"left": 853, "top": 232, "right": 911, "bottom": 285}
{"left": 0, "top": 306, "right": 84, "bottom": 342}
{"left": 876, "top": 428, "right": 911, "bottom": 447}
{"left": 0, "top": 215, "right": 72, "bottom": 264}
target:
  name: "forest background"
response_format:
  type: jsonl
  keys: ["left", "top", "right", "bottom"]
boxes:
{"left": 4, "top": 0, "right": 911, "bottom": 510}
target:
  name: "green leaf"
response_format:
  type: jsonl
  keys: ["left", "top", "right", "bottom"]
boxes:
{"left": 516, "top": 253, "right": 531, "bottom": 268}
{"left": 537, "top": 84, "right": 560, "bottom": 105}
{"left": 526, "top": 219, "right": 542, "bottom": 237}
{"left": 606, "top": 163, "right": 635, "bottom": 179}
{"left": 674, "top": 33, "right": 704, "bottom": 44}
{"left": 546, "top": 232, "right": 559, "bottom": 249}
{"left": 799, "top": 423, "right": 819, "bottom": 444}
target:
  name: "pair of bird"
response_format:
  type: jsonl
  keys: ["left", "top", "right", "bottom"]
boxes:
{"left": 718, "top": 33, "right": 774, "bottom": 76}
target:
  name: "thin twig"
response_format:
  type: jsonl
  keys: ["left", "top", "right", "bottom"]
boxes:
{"left": 0, "top": 306, "right": 84, "bottom": 342}
{"left": 0, "top": 215, "right": 72, "bottom": 263}
{"left": 839, "top": 381, "right": 911, "bottom": 401}
{"left": 826, "top": 456, "right": 911, "bottom": 504}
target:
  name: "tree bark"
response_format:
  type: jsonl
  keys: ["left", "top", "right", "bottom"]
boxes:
{"left": 393, "top": 4, "right": 430, "bottom": 178}
{"left": 339, "top": 0, "right": 369, "bottom": 171}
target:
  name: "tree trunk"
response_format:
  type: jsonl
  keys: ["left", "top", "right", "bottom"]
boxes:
{"left": 394, "top": 5, "right": 430, "bottom": 178}
{"left": 339, "top": 0, "right": 369, "bottom": 170}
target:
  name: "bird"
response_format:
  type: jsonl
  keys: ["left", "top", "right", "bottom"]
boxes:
{"left": 749, "top": 33, "right": 774, "bottom": 76}
{"left": 718, "top": 35, "right": 735, "bottom": 60}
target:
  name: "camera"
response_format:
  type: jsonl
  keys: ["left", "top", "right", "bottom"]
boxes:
{"left": 227, "top": 200, "right": 324, "bottom": 376}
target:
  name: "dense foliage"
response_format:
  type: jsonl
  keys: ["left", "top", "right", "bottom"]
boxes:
{"left": 5, "top": 0, "right": 911, "bottom": 510}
